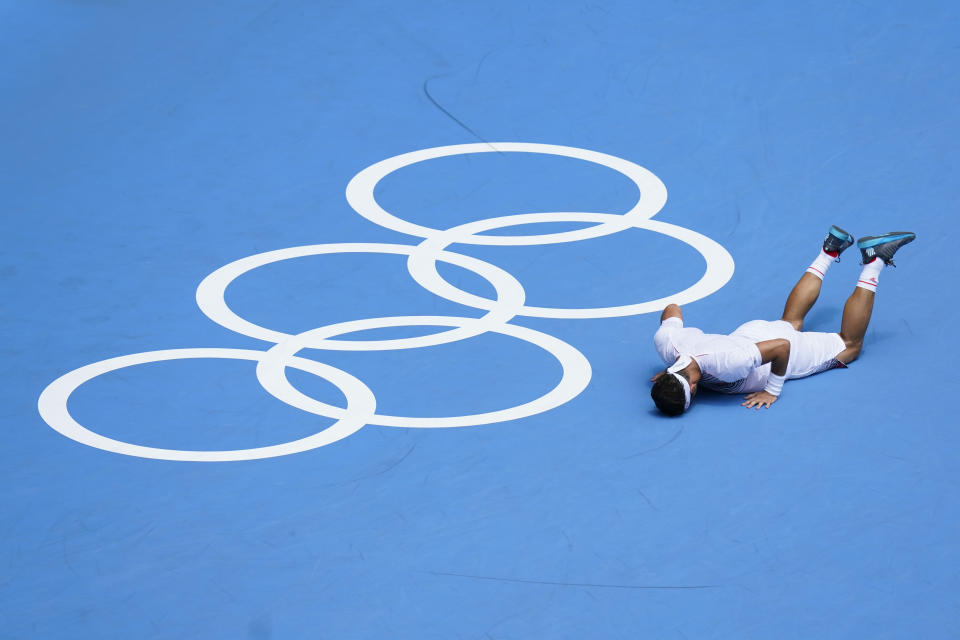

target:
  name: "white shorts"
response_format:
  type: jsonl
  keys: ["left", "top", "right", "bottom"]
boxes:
{"left": 731, "top": 319, "right": 847, "bottom": 380}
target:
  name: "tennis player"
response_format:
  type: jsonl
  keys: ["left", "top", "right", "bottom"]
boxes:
{"left": 650, "top": 227, "right": 916, "bottom": 415}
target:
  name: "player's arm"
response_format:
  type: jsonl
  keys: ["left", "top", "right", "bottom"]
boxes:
{"left": 742, "top": 338, "right": 790, "bottom": 409}
{"left": 660, "top": 303, "right": 682, "bottom": 323}
{"left": 653, "top": 304, "right": 684, "bottom": 380}
{"left": 652, "top": 304, "right": 684, "bottom": 381}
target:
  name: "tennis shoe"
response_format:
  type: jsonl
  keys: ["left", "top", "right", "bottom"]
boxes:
{"left": 857, "top": 231, "right": 916, "bottom": 267}
{"left": 822, "top": 225, "right": 854, "bottom": 260}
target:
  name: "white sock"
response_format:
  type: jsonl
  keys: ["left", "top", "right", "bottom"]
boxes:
{"left": 806, "top": 249, "right": 836, "bottom": 281}
{"left": 856, "top": 259, "right": 884, "bottom": 292}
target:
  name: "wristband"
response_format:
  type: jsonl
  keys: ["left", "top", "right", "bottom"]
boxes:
{"left": 763, "top": 372, "right": 785, "bottom": 397}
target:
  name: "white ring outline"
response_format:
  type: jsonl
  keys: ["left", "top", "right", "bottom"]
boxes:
{"left": 345, "top": 142, "right": 669, "bottom": 245}
{"left": 407, "top": 212, "right": 735, "bottom": 319}
{"left": 255, "top": 317, "right": 592, "bottom": 428}
{"left": 37, "top": 348, "right": 376, "bottom": 462}
{"left": 36, "top": 142, "right": 737, "bottom": 461}
{"left": 196, "top": 243, "right": 526, "bottom": 350}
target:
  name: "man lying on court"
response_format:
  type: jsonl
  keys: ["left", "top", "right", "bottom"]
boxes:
{"left": 650, "top": 227, "right": 915, "bottom": 415}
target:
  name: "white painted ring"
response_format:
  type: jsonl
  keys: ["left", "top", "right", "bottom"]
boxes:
{"left": 406, "top": 213, "right": 735, "bottom": 319}
{"left": 345, "top": 142, "right": 668, "bottom": 245}
{"left": 37, "top": 348, "right": 376, "bottom": 461}
{"left": 255, "top": 317, "right": 592, "bottom": 428}
{"left": 196, "top": 243, "right": 526, "bottom": 350}
{"left": 37, "top": 143, "right": 735, "bottom": 461}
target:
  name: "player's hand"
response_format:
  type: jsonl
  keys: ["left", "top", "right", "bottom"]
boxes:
{"left": 742, "top": 391, "right": 777, "bottom": 409}
{"left": 650, "top": 371, "right": 666, "bottom": 383}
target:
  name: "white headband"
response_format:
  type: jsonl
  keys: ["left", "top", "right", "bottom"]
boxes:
{"left": 667, "top": 355, "right": 692, "bottom": 411}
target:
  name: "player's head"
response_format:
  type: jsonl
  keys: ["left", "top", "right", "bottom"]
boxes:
{"left": 650, "top": 356, "right": 695, "bottom": 416}
{"left": 651, "top": 372, "right": 688, "bottom": 416}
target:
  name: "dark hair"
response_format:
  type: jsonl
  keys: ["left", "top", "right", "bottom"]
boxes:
{"left": 651, "top": 372, "right": 687, "bottom": 416}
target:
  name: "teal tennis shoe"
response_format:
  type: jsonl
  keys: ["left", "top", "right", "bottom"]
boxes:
{"left": 823, "top": 225, "right": 855, "bottom": 259}
{"left": 857, "top": 232, "right": 916, "bottom": 266}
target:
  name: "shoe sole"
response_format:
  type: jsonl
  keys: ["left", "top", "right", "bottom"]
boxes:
{"left": 857, "top": 232, "right": 915, "bottom": 249}
{"left": 828, "top": 225, "right": 854, "bottom": 244}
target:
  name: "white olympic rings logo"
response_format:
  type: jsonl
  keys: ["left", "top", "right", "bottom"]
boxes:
{"left": 38, "top": 143, "right": 735, "bottom": 461}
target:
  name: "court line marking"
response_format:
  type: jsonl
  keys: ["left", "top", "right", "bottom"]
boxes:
{"left": 38, "top": 142, "right": 734, "bottom": 461}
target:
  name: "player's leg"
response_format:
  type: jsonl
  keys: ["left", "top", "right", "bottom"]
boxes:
{"left": 782, "top": 226, "right": 854, "bottom": 331}
{"left": 836, "top": 231, "right": 916, "bottom": 363}
{"left": 782, "top": 274, "right": 823, "bottom": 332}
{"left": 837, "top": 287, "right": 874, "bottom": 362}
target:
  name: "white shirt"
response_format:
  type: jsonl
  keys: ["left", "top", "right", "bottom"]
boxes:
{"left": 654, "top": 317, "right": 766, "bottom": 394}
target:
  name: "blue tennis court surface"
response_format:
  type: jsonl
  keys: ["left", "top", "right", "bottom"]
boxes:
{"left": 3, "top": 2, "right": 959, "bottom": 637}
